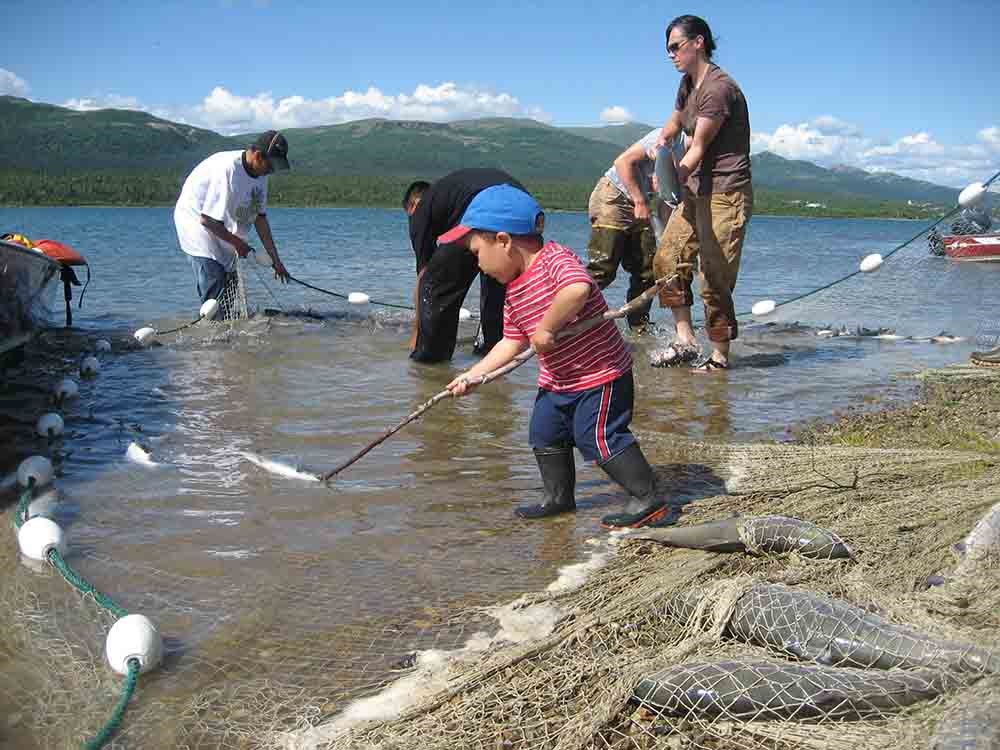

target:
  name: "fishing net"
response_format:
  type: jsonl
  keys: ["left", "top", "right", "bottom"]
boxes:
{"left": 215, "top": 262, "right": 250, "bottom": 321}
{"left": 1, "top": 361, "right": 998, "bottom": 750}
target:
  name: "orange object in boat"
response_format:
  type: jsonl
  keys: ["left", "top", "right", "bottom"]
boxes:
{"left": 34, "top": 239, "right": 88, "bottom": 266}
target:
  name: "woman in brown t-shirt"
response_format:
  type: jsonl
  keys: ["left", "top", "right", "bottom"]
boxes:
{"left": 651, "top": 15, "right": 753, "bottom": 372}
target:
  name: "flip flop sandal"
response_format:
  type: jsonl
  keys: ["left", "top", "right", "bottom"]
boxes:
{"left": 691, "top": 357, "right": 729, "bottom": 373}
{"left": 650, "top": 341, "right": 700, "bottom": 368}
{"left": 970, "top": 345, "right": 1000, "bottom": 367}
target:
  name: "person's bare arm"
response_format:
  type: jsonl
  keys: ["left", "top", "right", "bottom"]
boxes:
{"left": 531, "top": 281, "right": 591, "bottom": 354}
{"left": 447, "top": 338, "right": 529, "bottom": 396}
{"left": 254, "top": 214, "right": 289, "bottom": 281}
{"left": 655, "top": 110, "right": 684, "bottom": 149}
{"left": 613, "top": 143, "right": 654, "bottom": 221}
{"left": 200, "top": 215, "right": 251, "bottom": 257}
{"left": 677, "top": 116, "right": 723, "bottom": 183}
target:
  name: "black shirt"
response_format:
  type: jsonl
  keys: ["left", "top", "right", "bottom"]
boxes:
{"left": 408, "top": 168, "right": 525, "bottom": 272}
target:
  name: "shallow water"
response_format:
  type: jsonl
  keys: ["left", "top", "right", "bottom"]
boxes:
{"left": 0, "top": 206, "right": 997, "bottom": 747}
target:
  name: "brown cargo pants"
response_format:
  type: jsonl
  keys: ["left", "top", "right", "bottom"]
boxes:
{"left": 652, "top": 186, "right": 753, "bottom": 342}
{"left": 585, "top": 177, "right": 657, "bottom": 328}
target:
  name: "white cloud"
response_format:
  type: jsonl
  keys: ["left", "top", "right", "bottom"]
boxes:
{"left": 178, "top": 82, "right": 549, "bottom": 133}
{"left": 0, "top": 68, "right": 29, "bottom": 97}
{"left": 600, "top": 106, "right": 633, "bottom": 125}
{"left": 63, "top": 94, "right": 144, "bottom": 112}
{"left": 752, "top": 115, "right": 1000, "bottom": 188}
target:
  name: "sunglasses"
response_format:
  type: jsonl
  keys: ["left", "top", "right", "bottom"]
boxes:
{"left": 667, "top": 37, "right": 693, "bottom": 56}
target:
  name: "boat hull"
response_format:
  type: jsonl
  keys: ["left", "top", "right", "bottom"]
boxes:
{"left": 942, "top": 234, "right": 1000, "bottom": 262}
{"left": 0, "top": 239, "right": 63, "bottom": 356}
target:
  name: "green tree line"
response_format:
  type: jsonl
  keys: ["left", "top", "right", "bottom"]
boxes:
{"left": 0, "top": 170, "right": 941, "bottom": 219}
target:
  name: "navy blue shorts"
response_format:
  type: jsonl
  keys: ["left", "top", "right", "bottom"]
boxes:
{"left": 528, "top": 371, "right": 636, "bottom": 463}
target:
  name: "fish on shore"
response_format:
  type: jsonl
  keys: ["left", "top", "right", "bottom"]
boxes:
{"left": 634, "top": 515, "right": 854, "bottom": 560}
{"left": 929, "top": 500, "right": 1000, "bottom": 587}
{"left": 664, "top": 582, "right": 1000, "bottom": 676}
{"left": 633, "top": 659, "right": 946, "bottom": 721}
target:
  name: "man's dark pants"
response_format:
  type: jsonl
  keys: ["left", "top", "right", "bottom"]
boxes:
{"left": 411, "top": 242, "right": 505, "bottom": 363}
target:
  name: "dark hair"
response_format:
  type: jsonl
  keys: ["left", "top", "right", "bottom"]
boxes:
{"left": 470, "top": 229, "right": 544, "bottom": 249}
{"left": 666, "top": 15, "right": 716, "bottom": 60}
{"left": 402, "top": 181, "right": 430, "bottom": 210}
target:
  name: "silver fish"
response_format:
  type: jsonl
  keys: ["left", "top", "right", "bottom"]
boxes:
{"left": 653, "top": 142, "right": 685, "bottom": 207}
{"left": 634, "top": 659, "right": 946, "bottom": 721}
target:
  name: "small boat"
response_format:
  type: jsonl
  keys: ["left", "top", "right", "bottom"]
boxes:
{"left": 0, "top": 234, "right": 89, "bottom": 357}
{"left": 937, "top": 233, "right": 1000, "bottom": 262}
{"left": 929, "top": 207, "right": 1000, "bottom": 262}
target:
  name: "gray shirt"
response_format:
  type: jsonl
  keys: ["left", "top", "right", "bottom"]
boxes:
{"left": 604, "top": 128, "right": 660, "bottom": 199}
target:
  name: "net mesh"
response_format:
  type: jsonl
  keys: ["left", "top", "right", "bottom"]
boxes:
{"left": 215, "top": 263, "right": 250, "bottom": 321}
{"left": 2, "top": 380, "right": 999, "bottom": 749}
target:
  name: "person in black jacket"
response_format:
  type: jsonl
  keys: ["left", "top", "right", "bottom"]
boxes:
{"left": 403, "top": 169, "right": 526, "bottom": 363}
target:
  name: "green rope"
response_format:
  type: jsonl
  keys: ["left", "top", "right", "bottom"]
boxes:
{"left": 83, "top": 658, "right": 139, "bottom": 750}
{"left": 14, "top": 480, "right": 34, "bottom": 530}
{"left": 47, "top": 549, "right": 129, "bottom": 619}
{"left": 12, "top": 475, "right": 144, "bottom": 749}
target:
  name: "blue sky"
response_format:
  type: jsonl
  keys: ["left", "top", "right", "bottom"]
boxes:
{"left": 4, "top": 0, "right": 999, "bottom": 187}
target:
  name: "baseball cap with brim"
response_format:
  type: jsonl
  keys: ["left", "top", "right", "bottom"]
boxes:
{"left": 252, "top": 130, "right": 291, "bottom": 171}
{"left": 438, "top": 185, "right": 543, "bottom": 245}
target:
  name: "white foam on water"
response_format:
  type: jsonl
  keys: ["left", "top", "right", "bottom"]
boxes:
{"left": 725, "top": 449, "right": 749, "bottom": 492}
{"left": 240, "top": 451, "right": 320, "bottom": 482}
{"left": 284, "top": 597, "right": 565, "bottom": 749}
{"left": 286, "top": 552, "right": 618, "bottom": 749}
{"left": 546, "top": 543, "right": 615, "bottom": 595}
{"left": 207, "top": 548, "right": 258, "bottom": 559}
{"left": 283, "top": 527, "right": 639, "bottom": 749}
{"left": 490, "top": 601, "right": 562, "bottom": 643}
{"left": 125, "top": 441, "right": 160, "bottom": 467}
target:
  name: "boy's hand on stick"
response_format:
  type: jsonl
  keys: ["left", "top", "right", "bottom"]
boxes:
{"left": 447, "top": 373, "right": 479, "bottom": 397}
{"left": 530, "top": 327, "right": 557, "bottom": 354}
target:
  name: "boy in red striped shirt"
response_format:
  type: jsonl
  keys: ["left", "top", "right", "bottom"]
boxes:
{"left": 444, "top": 185, "right": 675, "bottom": 529}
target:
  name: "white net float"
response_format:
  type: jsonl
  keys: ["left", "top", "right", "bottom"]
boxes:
{"left": 751, "top": 300, "right": 776, "bottom": 317}
{"left": 17, "top": 456, "right": 53, "bottom": 487}
{"left": 80, "top": 356, "right": 100, "bottom": 377}
{"left": 106, "top": 614, "right": 163, "bottom": 675}
{"left": 200, "top": 299, "right": 220, "bottom": 319}
{"left": 859, "top": 253, "right": 884, "bottom": 273}
{"left": 17, "top": 516, "right": 67, "bottom": 561}
{"left": 958, "top": 182, "right": 986, "bottom": 208}
{"left": 54, "top": 378, "right": 79, "bottom": 401}
{"left": 134, "top": 327, "right": 157, "bottom": 347}
{"left": 36, "top": 413, "right": 64, "bottom": 438}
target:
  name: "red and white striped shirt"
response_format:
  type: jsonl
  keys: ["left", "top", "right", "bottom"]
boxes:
{"left": 503, "top": 242, "right": 632, "bottom": 392}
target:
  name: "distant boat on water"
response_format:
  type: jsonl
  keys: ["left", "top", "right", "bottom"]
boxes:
{"left": 929, "top": 207, "right": 1000, "bottom": 262}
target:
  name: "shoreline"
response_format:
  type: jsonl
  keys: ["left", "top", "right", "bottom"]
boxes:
{"left": 0, "top": 203, "right": 934, "bottom": 221}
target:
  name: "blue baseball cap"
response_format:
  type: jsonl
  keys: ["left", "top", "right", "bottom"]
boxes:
{"left": 438, "top": 185, "right": 543, "bottom": 245}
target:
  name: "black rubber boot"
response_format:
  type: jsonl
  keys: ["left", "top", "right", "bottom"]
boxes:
{"left": 598, "top": 443, "right": 675, "bottom": 529}
{"left": 516, "top": 446, "right": 576, "bottom": 519}
{"left": 625, "top": 290, "right": 653, "bottom": 332}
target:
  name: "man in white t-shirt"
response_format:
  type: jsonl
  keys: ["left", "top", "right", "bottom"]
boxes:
{"left": 585, "top": 129, "right": 661, "bottom": 331}
{"left": 174, "top": 130, "right": 291, "bottom": 308}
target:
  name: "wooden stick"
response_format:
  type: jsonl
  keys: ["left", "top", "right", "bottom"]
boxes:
{"left": 317, "top": 274, "right": 676, "bottom": 481}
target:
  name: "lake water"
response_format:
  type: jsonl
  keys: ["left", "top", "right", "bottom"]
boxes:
{"left": 0, "top": 206, "right": 997, "bottom": 748}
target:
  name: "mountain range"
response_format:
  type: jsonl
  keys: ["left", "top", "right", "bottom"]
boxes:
{"left": 0, "top": 95, "right": 959, "bottom": 206}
